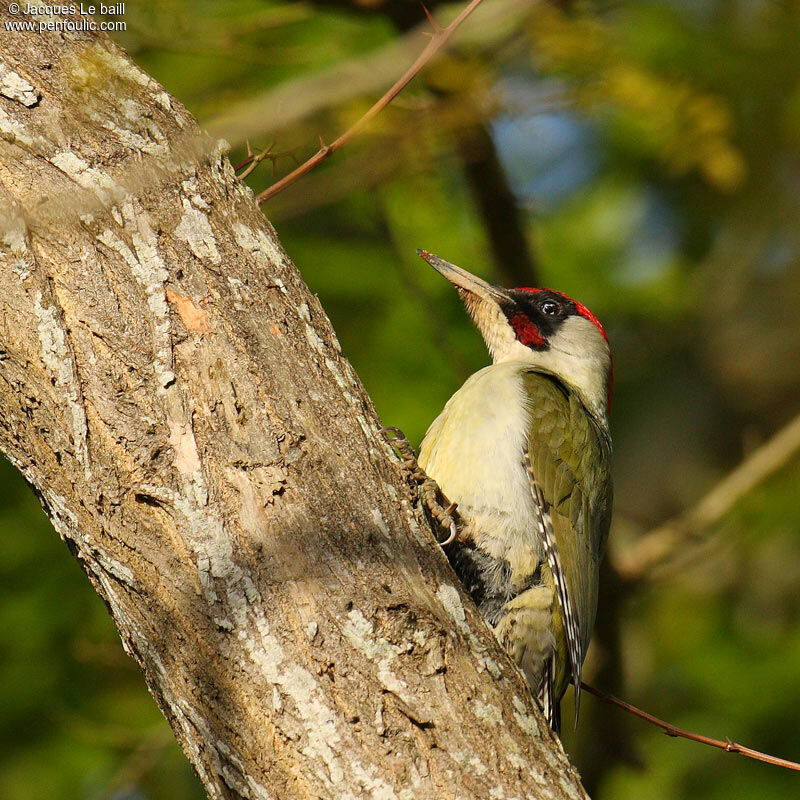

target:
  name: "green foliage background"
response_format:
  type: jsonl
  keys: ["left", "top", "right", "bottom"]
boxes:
{"left": 2, "top": 1, "right": 800, "bottom": 797}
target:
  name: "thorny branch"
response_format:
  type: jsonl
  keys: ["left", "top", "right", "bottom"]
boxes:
{"left": 582, "top": 683, "right": 800, "bottom": 773}
{"left": 614, "top": 410, "right": 800, "bottom": 581}
{"left": 235, "top": 140, "right": 301, "bottom": 180}
{"left": 255, "top": 0, "right": 486, "bottom": 204}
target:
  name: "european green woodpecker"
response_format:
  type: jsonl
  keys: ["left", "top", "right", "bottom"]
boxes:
{"left": 417, "top": 250, "right": 613, "bottom": 732}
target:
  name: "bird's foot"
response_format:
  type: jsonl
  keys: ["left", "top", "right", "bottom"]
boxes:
{"left": 381, "top": 427, "right": 459, "bottom": 546}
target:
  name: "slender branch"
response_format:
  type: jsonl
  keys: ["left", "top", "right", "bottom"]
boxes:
{"left": 237, "top": 145, "right": 272, "bottom": 180}
{"left": 234, "top": 139, "right": 254, "bottom": 171}
{"left": 236, "top": 142, "right": 301, "bottom": 181}
{"left": 614, "top": 410, "right": 800, "bottom": 581}
{"left": 255, "top": 0, "right": 486, "bottom": 204}
{"left": 582, "top": 682, "right": 800, "bottom": 772}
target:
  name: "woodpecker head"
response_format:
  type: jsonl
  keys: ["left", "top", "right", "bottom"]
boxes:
{"left": 418, "top": 249, "right": 612, "bottom": 423}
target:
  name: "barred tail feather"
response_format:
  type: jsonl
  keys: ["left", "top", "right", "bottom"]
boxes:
{"left": 537, "top": 657, "right": 560, "bottom": 734}
{"left": 525, "top": 451, "right": 583, "bottom": 727}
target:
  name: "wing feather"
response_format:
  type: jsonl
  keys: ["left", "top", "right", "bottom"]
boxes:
{"left": 522, "top": 370, "right": 612, "bottom": 722}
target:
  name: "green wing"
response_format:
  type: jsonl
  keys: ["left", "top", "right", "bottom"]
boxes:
{"left": 522, "top": 369, "right": 613, "bottom": 711}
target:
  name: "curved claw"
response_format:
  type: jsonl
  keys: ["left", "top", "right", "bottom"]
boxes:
{"left": 434, "top": 501, "right": 459, "bottom": 546}
{"left": 439, "top": 520, "right": 458, "bottom": 547}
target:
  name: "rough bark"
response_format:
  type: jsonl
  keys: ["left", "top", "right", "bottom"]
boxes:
{"left": 0, "top": 20, "right": 588, "bottom": 800}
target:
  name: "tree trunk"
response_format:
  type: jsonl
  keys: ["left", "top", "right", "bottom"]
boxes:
{"left": 0, "top": 20, "right": 588, "bottom": 800}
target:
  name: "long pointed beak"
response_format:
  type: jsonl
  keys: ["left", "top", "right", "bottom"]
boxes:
{"left": 417, "top": 249, "right": 518, "bottom": 362}
{"left": 417, "top": 250, "right": 507, "bottom": 303}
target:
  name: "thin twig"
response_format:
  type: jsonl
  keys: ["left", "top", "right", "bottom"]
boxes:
{"left": 237, "top": 143, "right": 273, "bottom": 180}
{"left": 256, "top": 0, "right": 486, "bottom": 204}
{"left": 582, "top": 682, "right": 800, "bottom": 772}
{"left": 614, "top": 410, "right": 800, "bottom": 581}
{"left": 236, "top": 142, "right": 303, "bottom": 181}
{"left": 233, "top": 139, "right": 254, "bottom": 172}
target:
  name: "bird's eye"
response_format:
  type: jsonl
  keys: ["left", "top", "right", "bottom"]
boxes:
{"left": 540, "top": 300, "right": 560, "bottom": 316}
